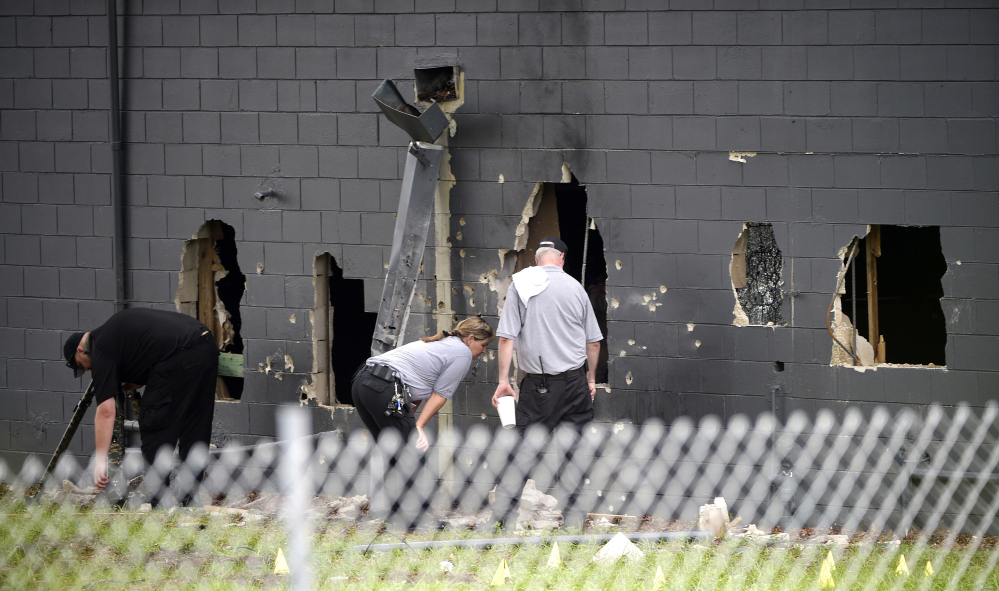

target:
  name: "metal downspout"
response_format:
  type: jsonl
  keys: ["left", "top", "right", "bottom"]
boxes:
{"left": 107, "top": 0, "right": 127, "bottom": 312}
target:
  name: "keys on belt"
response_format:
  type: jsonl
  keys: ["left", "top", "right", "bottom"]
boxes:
{"left": 368, "top": 363, "right": 411, "bottom": 418}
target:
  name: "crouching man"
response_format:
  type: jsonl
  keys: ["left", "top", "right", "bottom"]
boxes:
{"left": 64, "top": 308, "right": 218, "bottom": 505}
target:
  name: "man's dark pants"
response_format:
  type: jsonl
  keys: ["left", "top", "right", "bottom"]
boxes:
{"left": 138, "top": 333, "right": 218, "bottom": 503}
{"left": 492, "top": 370, "right": 593, "bottom": 528}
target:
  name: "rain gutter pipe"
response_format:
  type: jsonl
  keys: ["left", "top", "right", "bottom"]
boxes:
{"left": 108, "top": 0, "right": 127, "bottom": 312}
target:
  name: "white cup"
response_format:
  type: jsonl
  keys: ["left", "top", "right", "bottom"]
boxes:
{"left": 497, "top": 396, "right": 516, "bottom": 429}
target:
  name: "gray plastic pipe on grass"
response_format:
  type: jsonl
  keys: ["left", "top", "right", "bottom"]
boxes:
{"left": 352, "top": 531, "right": 712, "bottom": 553}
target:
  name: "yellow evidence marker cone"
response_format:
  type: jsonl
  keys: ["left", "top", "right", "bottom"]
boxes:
{"left": 546, "top": 542, "right": 562, "bottom": 569}
{"left": 924, "top": 561, "right": 934, "bottom": 576}
{"left": 896, "top": 555, "right": 910, "bottom": 576}
{"left": 273, "top": 548, "right": 290, "bottom": 575}
{"left": 818, "top": 556, "right": 836, "bottom": 589}
{"left": 652, "top": 565, "right": 666, "bottom": 591}
{"left": 823, "top": 551, "right": 836, "bottom": 572}
{"left": 491, "top": 558, "right": 511, "bottom": 586}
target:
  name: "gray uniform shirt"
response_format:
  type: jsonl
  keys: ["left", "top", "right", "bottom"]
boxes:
{"left": 496, "top": 265, "right": 603, "bottom": 375}
{"left": 367, "top": 336, "right": 472, "bottom": 401}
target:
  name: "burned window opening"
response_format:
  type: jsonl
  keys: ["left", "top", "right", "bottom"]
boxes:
{"left": 176, "top": 220, "right": 245, "bottom": 400}
{"left": 731, "top": 222, "right": 784, "bottom": 326}
{"left": 514, "top": 179, "right": 609, "bottom": 384}
{"left": 313, "top": 253, "right": 377, "bottom": 406}
{"left": 836, "top": 225, "right": 947, "bottom": 367}
{"left": 415, "top": 66, "right": 457, "bottom": 102}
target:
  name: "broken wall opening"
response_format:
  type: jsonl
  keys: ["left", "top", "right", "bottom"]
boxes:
{"left": 415, "top": 66, "right": 458, "bottom": 102}
{"left": 176, "top": 220, "right": 246, "bottom": 400}
{"left": 730, "top": 222, "right": 784, "bottom": 326}
{"left": 312, "top": 253, "right": 377, "bottom": 406}
{"left": 513, "top": 179, "right": 609, "bottom": 383}
{"left": 834, "top": 225, "right": 947, "bottom": 367}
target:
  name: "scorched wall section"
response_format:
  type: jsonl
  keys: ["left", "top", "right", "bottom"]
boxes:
{"left": 0, "top": 2, "right": 997, "bottom": 471}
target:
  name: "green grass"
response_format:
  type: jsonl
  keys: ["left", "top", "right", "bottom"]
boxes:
{"left": 2, "top": 497, "right": 997, "bottom": 590}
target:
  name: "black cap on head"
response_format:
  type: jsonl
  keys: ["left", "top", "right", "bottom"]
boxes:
{"left": 537, "top": 236, "right": 568, "bottom": 253}
{"left": 64, "top": 332, "right": 87, "bottom": 378}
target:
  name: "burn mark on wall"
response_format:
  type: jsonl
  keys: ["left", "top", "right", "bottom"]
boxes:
{"left": 731, "top": 222, "right": 784, "bottom": 327}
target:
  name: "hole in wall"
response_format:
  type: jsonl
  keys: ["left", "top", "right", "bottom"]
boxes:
{"left": 833, "top": 225, "right": 947, "bottom": 367}
{"left": 513, "top": 177, "right": 609, "bottom": 384}
{"left": 176, "top": 220, "right": 245, "bottom": 400}
{"left": 415, "top": 66, "right": 458, "bottom": 102}
{"left": 730, "top": 222, "right": 784, "bottom": 327}
{"left": 312, "top": 253, "right": 377, "bottom": 406}
{"left": 774, "top": 361, "right": 784, "bottom": 373}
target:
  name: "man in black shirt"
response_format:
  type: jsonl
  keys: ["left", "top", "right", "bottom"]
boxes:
{"left": 64, "top": 308, "right": 219, "bottom": 498}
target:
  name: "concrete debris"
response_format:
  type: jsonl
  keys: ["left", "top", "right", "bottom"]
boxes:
{"left": 818, "top": 534, "right": 850, "bottom": 547}
{"left": 698, "top": 496, "right": 730, "bottom": 537}
{"left": 591, "top": 532, "right": 645, "bottom": 564}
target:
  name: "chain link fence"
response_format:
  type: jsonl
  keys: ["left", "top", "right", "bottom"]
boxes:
{"left": 3, "top": 403, "right": 998, "bottom": 589}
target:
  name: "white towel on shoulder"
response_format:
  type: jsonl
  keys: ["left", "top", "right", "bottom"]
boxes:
{"left": 512, "top": 266, "right": 550, "bottom": 307}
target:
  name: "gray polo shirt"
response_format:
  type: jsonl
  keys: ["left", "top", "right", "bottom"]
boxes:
{"left": 496, "top": 265, "right": 603, "bottom": 374}
{"left": 368, "top": 336, "right": 471, "bottom": 401}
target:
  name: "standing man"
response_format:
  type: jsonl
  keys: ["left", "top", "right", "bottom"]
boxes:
{"left": 491, "top": 237, "right": 603, "bottom": 529}
{"left": 64, "top": 307, "right": 218, "bottom": 504}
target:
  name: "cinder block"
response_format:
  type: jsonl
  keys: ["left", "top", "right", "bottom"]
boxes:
{"left": 830, "top": 81, "right": 877, "bottom": 117}
{"left": 972, "top": 83, "right": 999, "bottom": 118}
{"left": 631, "top": 185, "right": 675, "bottom": 219}
{"left": 783, "top": 10, "right": 828, "bottom": 45}
{"left": 923, "top": 8, "right": 970, "bottom": 45}
{"left": 695, "top": 152, "right": 742, "bottom": 186}
{"left": 180, "top": 47, "right": 218, "bottom": 78}
{"left": 650, "top": 152, "right": 695, "bottom": 186}
{"left": 604, "top": 11, "right": 646, "bottom": 45}
{"left": 784, "top": 82, "right": 829, "bottom": 116}
{"left": 926, "top": 155, "right": 974, "bottom": 191}
{"left": 807, "top": 46, "right": 853, "bottom": 81}
{"left": 276, "top": 14, "right": 316, "bottom": 46}
{"left": 606, "top": 150, "right": 651, "bottom": 184}
{"left": 76, "top": 235, "right": 112, "bottom": 268}
{"left": 202, "top": 145, "right": 241, "bottom": 177}
{"left": 676, "top": 186, "right": 720, "bottom": 220}
{"left": 857, "top": 189, "right": 904, "bottom": 225}
{"left": 876, "top": 82, "right": 924, "bottom": 117}
{"left": 721, "top": 186, "right": 766, "bottom": 221}
{"left": 762, "top": 46, "right": 806, "bottom": 81}
{"left": 694, "top": 81, "right": 737, "bottom": 115}
{"left": 926, "top": 82, "right": 973, "bottom": 118}
{"left": 294, "top": 47, "right": 335, "bottom": 80}
{"left": 673, "top": 46, "right": 716, "bottom": 80}
{"left": 147, "top": 176, "right": 186, "bottom": 208}
{"left": 237, "top": 14, "right": 276, "bottom": 46}
{"left": 181, "top": 112, "right": 221, "bottom": 144}
{"left": 718, "top": 46, "right": 761, "bottom": 81}
{"left": 238, "top": 79, "right": 277, "bottom": 111}
{"left": 279, "top": 145, "right": 319, "bottom": 178}
{"left": 806, "top": 118, "right": 853, "bottom": 153}
{"left": 828, "top": 10, "right": 874, "bottom": 44}
{"left": 218, "top": 47, "right": 256, "bottom": 78}
{"left": 649, "top": 81, "right": 692, "bottom": 115}
{"left": 520, "top": 81, "right": 562, "bottom": 114}
{"left": 162, "top": 144, "right": 201, "bottom": 176}
{"left": 1, "top": 110, "right": 35, "bottom": 141}
{"left": 256, "top": 112, "right": 296, "bottom": 144}
{"left": 900, "top": 46, "right": 946, "bottom": 81}
{"left": 560, "top": 11, "right": 602, "bottom": 45}
{"left": 584, "top": 46, "right": 628, "bottom": 81}
{"left": 336, "top": 47, "right": 375, "bottom": 80}
{"left": 281, "top": 210, "right": 322, "bottom": 244}
{"left": 52, "top": 79, "right": 88, "bottom": 110}
{"left": 145, "top": 113, "right": 183, "bottom": 144}
{"left": 40, "top": 235, "right": 77, "bottom": 267}
{"left": 672, "top": 116, "right": 715, "bottom": 151}
{"left": 73, "top": 174, "right": 110, "bottom": 205}
{"left": 23, "top": 267, "right": 59, "bottom": 297}
{"left": 34, "top": 47, "right": 69, "bottom": 78}
{"left": 737, "top": 11, "right": 781, "bottom": 45}
{"left": 717, "top": 117, "right": 761, "bottom": 150}
{"left": 360, "top": 212, "right": 395, "bottom": 245}
{"left": 742, "top": 153, "right": 788, "bottom": 188}
{"left": 0, "top": 48, "right": 33, "bottom": 78}
{"left": 143, "top": 47, "right": 181, "bottom": 78}
{"left": 833, "top": 155, "right": 880, "bottom": 189}
{"left": 167, "top": 207, "right": 205, "bottom": 238}
{"left": 318, "top": 146, "right": 358, "bottom": 179}
{"left": 19, "top": 142, "right": 55, "bottom": 173}
{"left": 789, "top": 154, "right": 834, "bottom": 188}
{"left": 14, "top": 79, "right": 51, "bottom": 109}
{"left": 627, "top": 116, "right": 671, "bottom": 151}
{"left": 434, "top": 13, "right": 476, "bottom": 45}
{"left": 200, "top": 15, "right": 238, "bottom": 46}
{"left": 881, "top": 155, "right": 927, "bottom": 190}
{"left": 264, "top": 242, "right": 304, "bottom": 276}
{"left": 52, "top": 17, "right": 89, "bottom": 47}
{"left": 258, "top": 48, "right": 296, "bottom": 80}
{"left": 55, "top": 204, "right": 93, "bottom": 236}
{"left": 948, "top": 119, "right": 996, "bottom": 155}
{"left": 337, "top": 113, "right": 377, "bottom": 146}
{"left": 245, "top": 274, "right": 285, "bottom": 307}
{"left": 51, "top": 142, "right": 92, "bottom": 172}
{"left": 521, "top": 148, "right": 563, "bottom": 181}
{"left": 812, "top": 189, "right": 858, "bottom": 224}
{"left": 502, "top": 115, "right": 544, "bottom": 149}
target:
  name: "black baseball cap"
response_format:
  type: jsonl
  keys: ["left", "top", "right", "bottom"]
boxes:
{"left": 64, "top": 332, "right": 87, "bottom": 378}
{"left": 538, "top": 236, "right": 568, "bottom": 253}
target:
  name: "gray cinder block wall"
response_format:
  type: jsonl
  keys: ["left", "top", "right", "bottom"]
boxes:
{"left": 0, "top": 2, "right": 997, "bottom": 475}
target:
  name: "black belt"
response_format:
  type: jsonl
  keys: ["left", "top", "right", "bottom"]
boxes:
{"left": 526, "top": 366, "right": 585, "bottom": 380}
